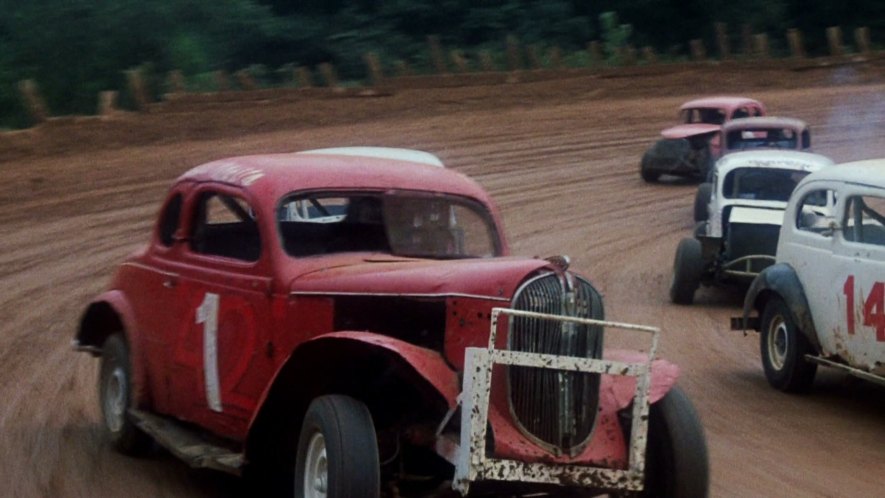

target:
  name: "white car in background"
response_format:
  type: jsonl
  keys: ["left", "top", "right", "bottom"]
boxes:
{"left": 670, "top": 150, "right": 834, "bottom": 304}
{"left": 735, "top": 159, "right": 885, "bottom": 391}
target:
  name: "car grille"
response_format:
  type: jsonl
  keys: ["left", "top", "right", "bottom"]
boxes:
{"left": 508, "top": 272, "right": 604, "bottom": 456}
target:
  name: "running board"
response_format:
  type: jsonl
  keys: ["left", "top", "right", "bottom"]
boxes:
{"left": 129, "top": 409, "right": 244, "bottom": 475}
{"left": 804, "top": 355, "right": 885, "bottom": 387}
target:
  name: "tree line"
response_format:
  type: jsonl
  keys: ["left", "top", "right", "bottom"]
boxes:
{"left": 0, "top": 0, "right": 881, "bottom": 129}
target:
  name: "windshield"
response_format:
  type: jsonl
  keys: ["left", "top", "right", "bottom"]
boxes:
{"left": 722, "top": 168, "right": 809, "bottom": 202}
{"left": 726, "top": 127, "right": 798, "bottom": 151}
{"left": 277, "top": 191, "right": 500, "bottom": 259}
{"left": 681, "top": 107, "right": 726, "bottom": 125}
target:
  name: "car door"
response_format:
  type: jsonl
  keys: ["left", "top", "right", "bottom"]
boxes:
{"left": 826, "top": 187, "right": 885, "bottom": 373}
{"left": 167, "top": 183, "right": 275, "bottom": 439}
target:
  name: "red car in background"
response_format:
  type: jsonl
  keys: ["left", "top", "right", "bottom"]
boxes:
{"left": 641, "top": 96, "right": 766, "bottom": 182}
{"left": 75, "top": 147, "right": 708, "bottom": 497}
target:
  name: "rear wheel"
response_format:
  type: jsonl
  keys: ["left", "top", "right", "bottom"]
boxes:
{"left": 760, "top": 297, "right": 817, "bottom": 392}
{"left": 693, "top": 183, "right": 712, "bottom": 222}
{"left": 640, "top": 387, "right": 709, "bottom": 498}
{"left": 640, "top": 153, "right": 660, "bottom": 183}
{"left": 669, "top": 238, "right": 704, "bottom": 305}
{"left": 295, "top": 395, "right": 380, "bottom": 498}
{"left": 99, "top": 334, "right": 151, "bottom": 454}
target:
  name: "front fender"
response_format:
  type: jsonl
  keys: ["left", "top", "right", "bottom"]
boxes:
{"left": 603, "top": 350, "right": 680, "bottom": 410}
{"left": 741, "top": 263, "right": 820, "bottom": 351}
{"left": 309, "top": 331, "right": 460, "bottom": 408}
{"left": 75, "top": 290, "right": 150, "bottom": 407}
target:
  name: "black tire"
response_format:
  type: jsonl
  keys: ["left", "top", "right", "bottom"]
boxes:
{"left": 760, "top": 297, "right": 817, "bottom": 392}
{"left": 694, "top": 146, "right": 713, "bottom": 181}
{"left": 99, "top": 334, "right": 152, "bottom": 455}
{"left": 669, "top": 238, "right": 704, "bottom": 305}
{"left": 295, "top": 395, "right": 380, "bottom": 498}
{"left": 693, "top": 183, "right": 712, "bottom": 222}
{"left": 641, "top": 386, "right": 709, "bottom": 498}
{"left": 640, "top": 153, "right": 660, "bottom": 183}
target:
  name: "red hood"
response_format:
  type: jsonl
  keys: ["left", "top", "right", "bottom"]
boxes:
{"left": 661, "top": 123, "right": 721, "bottom": 139}
{"left": 288, "top": 254, "right": 552, "bottom": 300}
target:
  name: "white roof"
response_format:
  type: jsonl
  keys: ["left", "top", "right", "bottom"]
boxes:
{"left": 716, "top": 150, "right": 834, "bottom": 175}
{"left": 297, "top": 147, "right": 445, "bottom": 167}
{"left": 797, "top": 158, "right": 885, "bottom": 188}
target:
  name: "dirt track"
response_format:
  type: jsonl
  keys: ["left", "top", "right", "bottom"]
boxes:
{"left": 1, "top": 63, "right": 883, "bottom": 497}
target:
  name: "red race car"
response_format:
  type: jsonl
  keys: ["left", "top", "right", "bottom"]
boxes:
{"left": 75, "top": 147, "right": 708, "bottom": 497}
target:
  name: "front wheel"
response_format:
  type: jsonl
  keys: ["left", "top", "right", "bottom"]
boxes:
{"left": 641, "top": 386, "right": 709, "bottom": 498}
{"left": 693, "top": 183, "right": 712, "bottom": 222}
{"left": 295, "top": 395, "right": 380, "bottom": 498}
{"left": 669, "top": 238, "right": 704, "bottom": 305}
{"left": 99, "top": 334, "right": 151, "bottom": 454}
{"left": 760, "top": 298, "right": 817, "bottom": 392}
{"left": 640, "top": 153, "right": 660, "bottom": 183}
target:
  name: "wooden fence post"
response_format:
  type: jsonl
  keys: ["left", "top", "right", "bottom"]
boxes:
{"left": 526, "top": 45, "right": 542, "bottom": 69}
{"left": 753, "top": 34, "right": 770, "bottom": 59}
{"left": 854, "top": 27, "right": 871, "bottom": 56}
{"left": 392, "top": 60, "right": 411, "bottom": 77}
{"left": 126, "top": 68, "right": 149, "bottom": 111}
{"left": 363, "top": 52, "right": 385, "bottom": 86}
{"left": 97, "top": 91, "right": 118, "bottom": 117}
{"left": 295, "top": 67, "right": 313, "bottom": 88}
{"left": 235, "top": 69, "right": 258, "bottom": 91}
{"left": 787, "top": 29, "right": 805, "bottom": 59}
{"left": 826, "top": 26, "right": 844, "bottom": 57}
{"left": 623, "top": 45, "right": 638, "bottom": 65}
{"left": 689, "top": 39, "right": 707, "bottom": 61}
{"left": 17, "top": 79, "right": 49, "bottom": 124}
{"left": 214, "top": 70, "right": 230, "bottom": 91}
{"left": 427, "top": 35, "right": 447, "bottom": 74}
{"left": 587, "top": 41, "right": 603, "bottom": 65}
{"left": 506, "top": 35, "right": 523, "bottom": 71}
{"left": 167, "top": 70, "right": 186, "bottom": 93}
{"left": 715, "top": 23, "right": 730, "bottom": 60}
{"left": 548, "top": 46, "right": 563, "bottom": 69}
{"left": 450, "top": 50, "right": 470, "bottom": 73}
{"left": 318, "top": 63, "right": 340, "bottom": 89}
{"left": 478, "top": 50, "right": 496, "bottom": 72}
{"left": 642, "top": 46, "right": 657, "bottom": 64}
{"left": 741, "top": 24, "right": 754, "bottom": 57}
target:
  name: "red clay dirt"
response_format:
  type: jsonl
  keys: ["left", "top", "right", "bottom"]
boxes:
{"left": 0, "top": 62, "right": 883, "bottom": 497}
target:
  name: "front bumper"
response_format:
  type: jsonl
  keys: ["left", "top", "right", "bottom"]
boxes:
{"left": 452, "top": 308, "right": 660, "bottom": 495}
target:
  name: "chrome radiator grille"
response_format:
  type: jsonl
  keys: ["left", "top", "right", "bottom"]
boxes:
{"left": 508, "top": 272, "right": 604, "bottom": 455}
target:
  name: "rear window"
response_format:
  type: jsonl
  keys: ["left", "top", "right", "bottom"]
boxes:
{"left": 722, "top": 168, "right": 808, "bottom": 202}
{"left": 726, "top": 127, "right": 798, "bottom": 151}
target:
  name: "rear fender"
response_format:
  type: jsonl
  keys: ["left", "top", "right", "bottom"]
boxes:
{"left": 740, "top": 263, "right": 820, "bottom": 350}
{"left": 75, "top": 290, "right": 150, "bottom": 407}
{"left": 245, "top": 332, "right": 458, "bottom": 463}
{"left": 603, "top": 350, "right": 680, "bottom": 410}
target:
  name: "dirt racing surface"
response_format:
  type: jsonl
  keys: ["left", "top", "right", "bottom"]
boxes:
{"left": 0, "top": 62, "right": 883, "bottom": 497}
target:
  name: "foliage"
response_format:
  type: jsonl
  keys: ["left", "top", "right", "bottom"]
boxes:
{"left": 0, "top": 0, "right": 881, "bottom": 128}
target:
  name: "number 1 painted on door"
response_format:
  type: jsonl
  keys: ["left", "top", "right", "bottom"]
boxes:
{"left": 196, "top": 293, "right": 223, "bottom": 412}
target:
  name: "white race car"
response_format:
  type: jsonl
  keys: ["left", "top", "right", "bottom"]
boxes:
{"left": 735, "top": 159, "right": 885, "bottom": 391}
{"left": 670, "top": 150, "right": 834, "bottom": 304}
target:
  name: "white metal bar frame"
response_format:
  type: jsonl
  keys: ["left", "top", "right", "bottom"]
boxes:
{"left": 452, "top": 307, "right": 660, "bottom": 495}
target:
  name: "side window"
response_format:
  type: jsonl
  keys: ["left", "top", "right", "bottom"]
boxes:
{"left": 844, "top": 195, "right": 885, "bottom": 246}
{"left": 191, "top": 191, "right": 261, "bottom": 261}
{"left": 159, "top": 193, "right": 183, "bottom": 247}
{"left": 796, "top": 189, "right": 836, "bottom": 234}
{"left": 732, "top": 107, "right": 749, "bottom": 119}
{"left": 751, "top": 106, "right": 762, "bottom": 117}
{"left": 801, "top": 129, "right": 811, "bottom": 149}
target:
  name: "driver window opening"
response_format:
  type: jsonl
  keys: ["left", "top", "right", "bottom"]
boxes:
{"left": 844, "top": 195, "right": 885, "bottom": 246}
{"left": 190, "top": 191, "right": 261, "bottom": 261}
{"left": 796, "top": 189, "right": 835, "bottom": 235}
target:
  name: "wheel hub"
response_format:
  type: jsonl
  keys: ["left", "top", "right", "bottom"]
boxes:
{"left": 303, "top": 432, "right": 328, "bottom": 498}
{"left": 104, "top": 366, "right": 126, "bottom": 433}
{"left": 767, "top": 316, "right": 789, "bottom": 370}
